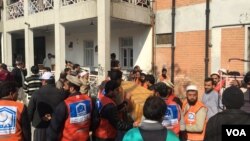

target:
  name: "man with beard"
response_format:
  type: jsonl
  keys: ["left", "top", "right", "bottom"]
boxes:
{"left": 140, "top": 73, "right": 148, "bottom": 88}
{"left": 180, "top": 85, "right": 207, "bottom": 141}
{"left": 202, "top": 78, "right": 221, "bottom": 120}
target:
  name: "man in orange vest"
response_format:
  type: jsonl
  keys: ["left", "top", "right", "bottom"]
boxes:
{"left": 0, "top": 81, "right": 31, "bottom": 141}
{"left": 180, "top": 85, "right": 207, "bottom": 141}
{"left": 47, "top": 75, "right": 92, "bottom": 141}
{"left": 153, "top": 82, "right": 182, "bottom": 135}
{"left": 94, "top": 80, "right": 133, "bottom": 141}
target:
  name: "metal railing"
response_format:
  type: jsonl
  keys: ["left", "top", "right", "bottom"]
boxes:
{"left": 7, "top": 1, "right": 24, "bottom": 20}
{"left": 29, "top": 0, "right": 54, "bottom": 14}
{"left": 121, "top": 0, "right": 150, "bottom": 8}
{"left": 61, "top": 0, "right": 88, "bottom": 6}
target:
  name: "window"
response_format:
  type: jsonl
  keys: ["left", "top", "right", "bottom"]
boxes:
{"left": 84, "top": 41, "right": 94, "bottom": 66}
{"left": 120, "top": 37, "right": 133, "bottom": 69}
{"left": 156, "top": 33, "right": 172, "bottom": 45}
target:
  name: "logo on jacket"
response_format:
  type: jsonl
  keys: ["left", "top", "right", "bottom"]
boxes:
{"left": 162, "top": 105, "right": 179, "bottom": 126}
{"left": 0, "top": 106, "right": 17, "bottom": 135}
{"left": 188, "top": 112, "right": 195, "bottom": 122}
{"left": 69, "top": 100, "right": 91, "bottom": 124}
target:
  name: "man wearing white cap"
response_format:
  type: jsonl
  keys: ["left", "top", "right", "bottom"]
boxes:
{"left": 180, "top": 85, "right": 207, "bottom": 141}
{"left": 28, "top": 72, "right": 66, "bottom": 141}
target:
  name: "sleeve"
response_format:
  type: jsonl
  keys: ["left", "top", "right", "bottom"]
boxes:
{"left": 204, "top": 117, "right": 216, "bottom": 141}
{"left": 102, "top": 104, "right": 133, "bottom": 131}
{"left": 23, "top": 69, "right": 27, "bottom": 77}
{"left": 27, "top": 92, "right": 37, "bottom": 121}
{"left": 185, "top": 107, "right": 207, "bottom": 132}
{"left": 21, "top": 105, "right": 31, "bottom": 141}
{"left": 46, "top": 102, "right": 68, "bottom": 141}
{"left": 23, "top": 79, "right": 29, "bottom": 94}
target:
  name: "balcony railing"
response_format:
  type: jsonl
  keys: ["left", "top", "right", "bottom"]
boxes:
{"left": 121, "top": 0, "right": 150, "bottom": 8}
{"left": 61, "top": 0, "right": 88, "bottom": 6}
{"left": 29, "top": 0, "right": 54, "bottom": 14}
{"left": 7, "top": 1, "right": 24, "bottom": 20}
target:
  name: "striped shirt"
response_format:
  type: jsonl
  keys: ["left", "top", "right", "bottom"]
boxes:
{"left": 23, "top": 74, "right": 42, "bottom": 100}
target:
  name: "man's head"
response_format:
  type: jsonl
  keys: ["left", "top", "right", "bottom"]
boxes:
{"left": 64, "top": 68, "right": 71, "bottom": 75}
{"left": 15, "top": 60, "right": 24, "bottom": 68}
{"left": 244, "top": 71, "right": 250, "bottom": 89}
{"left": 48, "top": 53, "right": 52, "bottom": 59}
{"left": 140, "top": 73, "right": 146, "bottom": 83}
{"left": 186, "top": 85, "right": 198, "bottom": 105}
{"left": 104, "top": 80, "right": 120, "bottom": 98}
{"left": 109, "top": 70, "right": 123, "bottom": 86}
{"left": 73, "top": 64, "right": 80, "bottom": 71}
{"left": 222, "top": 86, "right": 244, "bottom": 109}
{"left": 111, "top": 53, "right": 116, "bottom": 60}
{"left": 0, "top": 81, "right": 19, "bottom": 101}
{"left": 162, "top": 68, "right": 167, "bottom": 77}
{"left": 143, "top": 96, "right": 166, "bottom": 122}
{"left": 40, "top": 72, "right": 55, "bottom": 85}
{"left": 204, "top": 78, "right": 215, "bottom": 93}
{"left": 31, "top": 65, "right": 39, "bottom": 75}
{"left": 66, "top": 75, "right": 82, "bottom": 94}
{"left": 153, "top": 82, "right": 171, "bottom": 98}
{"left": 210, "top": 73, "right": 220, "bottom": 85}
{"left": 145, "top": 74, "right": 155, "bottom": 86}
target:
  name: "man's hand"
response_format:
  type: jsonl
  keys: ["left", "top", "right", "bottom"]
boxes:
{"left": 42, "top": 114, "right": 52, "bottom": 121}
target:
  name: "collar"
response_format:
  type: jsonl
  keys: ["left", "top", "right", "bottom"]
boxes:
{"left": 143, "top": 119, "right": 159, "bottom": 123}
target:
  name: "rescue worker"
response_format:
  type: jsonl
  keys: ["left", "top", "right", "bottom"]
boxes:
{"left": 47, "top": 75, "right": 92, "bottom": 141}
{"left": 180, "top": 85, "right": 207, "bottom": 141}
{"left": 153, "top": 82, "right": 182, "bottom": 135}
{"left": 0, "top": 81, "right": 31, "bottom": 141}
{"left": 94, "top": 80, "right": 133, "bottom": 141}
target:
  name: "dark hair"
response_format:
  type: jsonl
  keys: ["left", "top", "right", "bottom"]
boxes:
{"left": 73, "top": 64, "right": 80, "bottom": 70}
{"left": 111, "top": 53, "right": 116, "bottom": 59}
{"left": 105, "top": 80, "right": 120, "bottom": 94}
{"left": 153, "top": 82, "right": 170, "bottom": 97}
{"left": 43, "top": 67, "right": 51, "bottom": 72}
{"left": 59, "top": 72, "right": 67, "bottom": 79}
{"left": 145, "top": 74, "right": 155, "bottom": 85}
{"left": 64, "top": 68, "right": 71, "bottom": 73}
{"left": 31, "top": 65, "right": 39, "bottom": 74}
{"left": 0, "top": 81, "right": 18, "bottom": 98}
{"left": 68, "top": 81, "right": 80, "bottom": 92}
{"left": 109, "top": 70, "right": 122, "bottom": 81}
{"left": 244, "top": 71, "right": 250, "bottom": 83}
{"left": 204, "top": 77, "right": 215, "bottom": 85}
{"left": 143, "top": 96, "right": 166, "bottom": 121}
{"left": 1, "top": 63, "right": 8, "bottom": 70}
{"left": 162, "top": 68, "right": 167, "bottom": 73}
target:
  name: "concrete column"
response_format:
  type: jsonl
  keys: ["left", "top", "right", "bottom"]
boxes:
{"left": 54, "top": 24, "right": 66, "bottom": 80}
{"left": 3, "top": 32, "right": 12, "bottom": 66}
{"left": 211, "top": 28, "right": 221, "bottom": 73}
{"left": 24, "top": 25, "right": 34, "bottom": 76}
{"left": 2, "top": 0, "right": 12, "bottom": 66}
{"left": 97, "top": 0, "right": 111, "bottom": 83}
{"left": 53, "top": 0, "right": 65, "bottom": 80}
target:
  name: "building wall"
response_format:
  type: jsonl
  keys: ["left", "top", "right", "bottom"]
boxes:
{"left": 154, "top": 0, "right": 205, "bottom": 11}
{"left": 221, "top": 27, "right": 245, "bottom": 74}
{"left": 45, "top": 25, "right": 152, "bottom": 72}
{"left": 154, "top": 0, "right": 250, "bottom": 92}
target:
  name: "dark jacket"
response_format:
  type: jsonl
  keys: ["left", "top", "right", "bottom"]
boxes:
{"left": 204, "top": 109, "right": 250, "bottom": 141}
{"left": 28, "top": 84, "right": 66, "bottom": 128}
{"left": 241, "top": 90, "right": 250, "bottom": 113}
{"left": 11, "top": 67, "right": 27, "bottom": 87}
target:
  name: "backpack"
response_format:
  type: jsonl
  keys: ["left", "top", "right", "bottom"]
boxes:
{"left": 90, "top": 97, "right": 102, "bottom": 131}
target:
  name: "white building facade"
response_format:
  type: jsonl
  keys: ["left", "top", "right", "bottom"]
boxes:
{"left": 0, "top": 0, "right": 153, "bottom": 81}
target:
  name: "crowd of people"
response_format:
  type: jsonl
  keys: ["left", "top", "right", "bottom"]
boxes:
{"left": 0, "top": 54, "right": 250, "bottom": 141}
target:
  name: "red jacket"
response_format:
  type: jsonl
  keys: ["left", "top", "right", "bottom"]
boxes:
{"left": 95, "top": 96, "right": 117, "bottom": 139}
{"left": 0, "top": 100, "right": 24, "bottom": 141}
{"left": 61, "top": 94, "right": 92, "bottom": 141}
